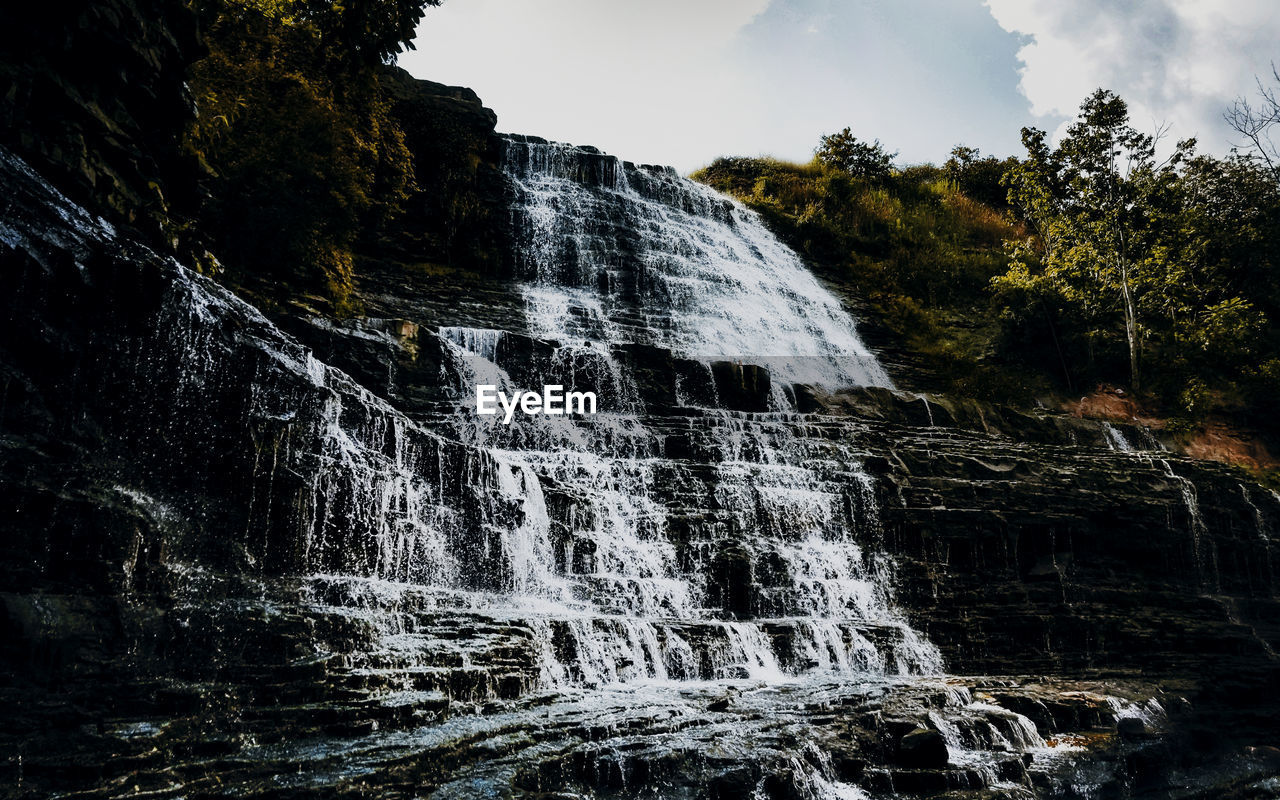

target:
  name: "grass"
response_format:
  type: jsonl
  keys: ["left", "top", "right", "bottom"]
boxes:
{"left": 692, "top": 156, "right": 1039, "bottom": 401}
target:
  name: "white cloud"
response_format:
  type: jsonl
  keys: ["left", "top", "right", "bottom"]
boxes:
{"left": 399, "top": 0, "right": 772, "bottom": 171}
{"left": 984, "top": 0, "right": 1280, "bottom": 152}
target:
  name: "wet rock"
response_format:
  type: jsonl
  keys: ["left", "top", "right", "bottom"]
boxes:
{"left": 830, "top": 753, "right": 864, "bottom": 781}
{"left": 708, "top": 766, "right": 757, "bottom": 799}
{"left": 706, "top": 543, "right": 754, "bottom": 619}
{"left": 709, "top": 360, "right": 772, "bottom": 412}
{"left": 0, "top": 0, "right": 200, "bottom": 241}
{"left": 378, "top": 68, "right": 508, "bottom": 273}
{"left": 707, "top": 694, "right": 734, "bottom": 712}
{"left": 1117, "top": 716, "right": 1147, "bottom": 739}
{"left": 897, "top": 727, "right": 950, "bottom": 768}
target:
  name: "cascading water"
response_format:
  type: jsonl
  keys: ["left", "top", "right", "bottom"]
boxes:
{"left": 8, "top": 127, "right": 1280, "bottom": 799}
{"left": 502, "top": 135, "right": 894, "bottom": 395}
{"left": 406, "top": 136, "right": 942, "bottom": 689}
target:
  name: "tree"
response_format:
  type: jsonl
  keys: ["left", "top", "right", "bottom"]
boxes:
{"left": 1174, "top": 153, "right": 1279, "bottom": 401}
{"left": 196, "top": 0, "right": 442, "bottom": 63}
{"left": 815, "top": 128, "right": 896, "bottom": 180}
{"left": 943, "top": 145, "right": 1017, "bottom": 209}
{"left": 1226, "top": 63, "right": 1280, "bottom": 182}
{"left": 996, "top": 89, "right": 1194, "bottom": 392}
{"left": 184, "top": 0, "right": 435, "bottom": 310}
{"left": 1178, "top": 154, "right": 1280, "bottom": 321}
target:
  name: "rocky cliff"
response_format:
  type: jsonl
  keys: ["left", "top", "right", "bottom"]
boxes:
{"left": 0, "top": 1, "right": 199, "bottom": 242}
{"left": 2, "top": 10, "right": 1280, "bottom": 800}
{"left": 3, "top": 130, "right": 1280, "bottom": 798}
{"left": 375, "top": 68, "right": 509, "bottom": 274}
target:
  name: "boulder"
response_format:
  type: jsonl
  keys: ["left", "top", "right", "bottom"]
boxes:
{"left": 1117, "top": 716, "right": 1147, "bottom": 739}
{"left": 897, "top": 727, "right": 950, "bottom": 768}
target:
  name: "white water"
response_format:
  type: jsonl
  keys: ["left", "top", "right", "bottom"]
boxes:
{"left": 1156, "top": 458, "right": 1210, "bottom": 580}
{"left": 504, "top": 137, "right": 893, "bottom": 394}
{"left": 5, "top": 138, "right": 939, "bottom": 695}
{"left": 1102, "top": 423, "right": 1132, "bottom": 452}
{"left": 398, "top": 138, "right": 941, "bottom": 687}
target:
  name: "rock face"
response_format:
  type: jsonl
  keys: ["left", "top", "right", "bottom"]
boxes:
{"left": 3, "top": 128, "right": 1280, "bottom": 800}
{"left": 898, "top": 727, "right": 950, "bottom": 768}
{"left": 0, "top": 1, "right": 199, "bottom": 240}
{"left": 377, "top": 67, "right": 510, "bottom": 273}
{"left": 2, "top": 24, "right": 1280, "bottom": 800}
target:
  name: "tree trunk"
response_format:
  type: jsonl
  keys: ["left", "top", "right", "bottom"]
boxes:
{"left": 1043, "top": 306, "right": 1073, "bottom": 392}
{"left": 1119, "top": 258, "right": 1140, "bottom": 392}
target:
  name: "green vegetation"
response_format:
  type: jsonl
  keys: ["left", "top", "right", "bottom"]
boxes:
{"left": 997, "top": 90, "right": 1280, "bottom": 428}
{"left": 184, "top": 0, "right": 441, "bottom": 312}
{"left": 694, "top": 92, "right": 1280, "bottom": 441}
{"left": 693, "top": 146, "right": 1031, "bottom": 399}
{"left": 996, "top": 89, "right": 1193, "bottom": 395}
{"left": 814, "top": 129, "right": 896, "bottom": 180}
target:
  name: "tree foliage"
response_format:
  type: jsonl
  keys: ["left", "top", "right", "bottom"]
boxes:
{"left": 995, "top": 90, "right": 1195, "bottom": 391}
{"left": 943, "top": 146, "right": 1017, "bottom": 209}
{"left": 995, "top": 89, "right": 1279, "bottom": 418}
{"left": 201, "top": 0, "right": 441, "bottom": 63}
{"left": 815, "top": 128, "right": 896, "bottom": 180}
{"left": 185, "top": 0, "right": 434, "bottom": 310}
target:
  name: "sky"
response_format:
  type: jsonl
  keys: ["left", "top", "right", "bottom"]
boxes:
{"left": 399, "top": 0, "right": 1280, "bottom": 174}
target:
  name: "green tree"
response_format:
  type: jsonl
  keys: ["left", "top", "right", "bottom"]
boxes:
{"left": 199, "top": 0, "right": 441, "bottom": 63}
{"left": 185, "top": 0, "right": 436, "bottom": 309}
{"left": 1179, "top": 153, "right": 1280, "bottom": 321}
{"left": 815, "top": 128, "right": 896, "bottom": 180}
{"left": 1174, "top": 153, "right": 1280, "bottom": 414}
{"left": 943, "top": 145, "right": 1017, "bottom": 209}
{"left": 996, "top": 89, "right": 1194, "bottom": 392}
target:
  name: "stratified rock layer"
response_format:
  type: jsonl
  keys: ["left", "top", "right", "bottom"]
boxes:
{"left": 3, "top": 127, "right": 1279, "bottom": 799}
{"left": 0, "top": 1, "right": 199, "bottom": 239}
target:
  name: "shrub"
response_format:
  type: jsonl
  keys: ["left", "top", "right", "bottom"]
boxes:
{"left": 185, "top": 1, "right": 420, "bottom": 311}
{"left": 815, "top": 129, "right": 896, "bottom": 180}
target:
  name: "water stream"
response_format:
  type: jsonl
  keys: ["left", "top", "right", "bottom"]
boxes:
{"left": 404, "top": 137, "right": 941, "bottom": 688}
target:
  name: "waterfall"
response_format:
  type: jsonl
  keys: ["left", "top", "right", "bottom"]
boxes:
{"left": 403, "top": 137, "right": 941, "bottom": 687}
{"left": 1101, "top": 422, "right": 1132, "bottom": 451}
{"left": 2, "top": 138, "right": 937, "bottom": 705}
{"left": 11, "top": 119, "right": 1280, "bottom": 797}
{"left": 502, "top": 135, "right": 894, "bottom": 395}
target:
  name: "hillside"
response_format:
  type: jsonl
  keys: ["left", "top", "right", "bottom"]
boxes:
{"left": 2, "top": 4, "right": 1280, "bottom": 800}
{"left": 693, "top": 149, "right": 1280, "bottom": 483}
